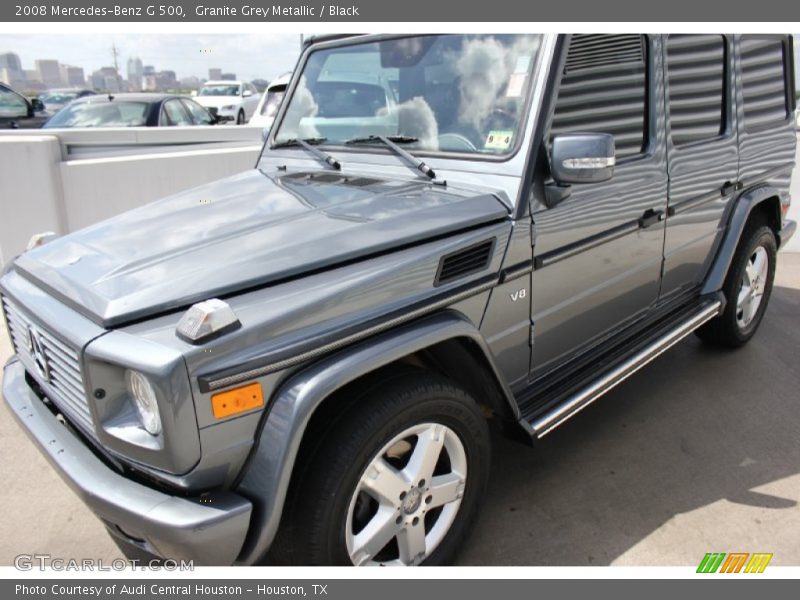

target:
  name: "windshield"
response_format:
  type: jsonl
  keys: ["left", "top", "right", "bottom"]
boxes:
{"left": 44, "top": 101, "right": 150, "bottom": 128}
{"left": 39, "top": 91, "right": 79, "bottom": 105}
{"left": 199, "top": 84, "right": 241, "bottom": 97}
{"left": 273, "top": 34, "right": 542, "bottom": 156}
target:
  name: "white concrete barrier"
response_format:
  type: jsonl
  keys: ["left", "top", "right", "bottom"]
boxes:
{"left": 0, "top": 127, "right": 263, "bottom": 266}
{"left": 0, "top": 127, "right": 797, "bottom": 268}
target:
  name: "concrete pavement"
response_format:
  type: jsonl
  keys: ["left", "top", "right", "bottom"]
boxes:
{"left": 1, "top": 254, "right": 799, "bottom": 567}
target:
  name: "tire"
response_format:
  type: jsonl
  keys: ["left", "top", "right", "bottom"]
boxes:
{"left": 274, "top": 370, "right": 491, "bottom": 566}
{"left": 236, "top": 110, "right": 245, "bottom": 125}
{"left": 696, "top": 222, "right": 777, "bottom": 347}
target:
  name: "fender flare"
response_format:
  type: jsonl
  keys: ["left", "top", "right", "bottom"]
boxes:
{"left": 701, "top": 185, "right": 781, "bottom": 296}
{"left": 232, "top": 310, "right": 513, "bottom": 564}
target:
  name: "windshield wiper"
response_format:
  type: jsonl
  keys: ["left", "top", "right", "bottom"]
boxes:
{"left": 345, "top": 135, "right": 436, "bottom": 180}
{"left": 273, "top": 137, "right": 341, "bottom": 171}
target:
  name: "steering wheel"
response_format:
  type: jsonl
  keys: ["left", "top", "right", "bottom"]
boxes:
{"left": 437, "top": 133, "right": 477, "bottom": 152}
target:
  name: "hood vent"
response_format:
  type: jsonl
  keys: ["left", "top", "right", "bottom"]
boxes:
{"left": 435, "top": 239, "right": 495, "bottom": 286}
{"left": 281, "top": 172, "right": 383, "bottom": 187}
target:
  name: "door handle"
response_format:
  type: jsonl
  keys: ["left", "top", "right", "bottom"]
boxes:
{"left": 638, "top": 208, "right": 664, "bottom": 228}
{"left": 720, "top": 181, "right": 742, "bottom": 196}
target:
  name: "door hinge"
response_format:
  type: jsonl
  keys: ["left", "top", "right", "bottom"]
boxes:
{"left": 530, "top": 221, "right": 537, "bottom": 247}
{"left": 529, "top": 322, "right": 536, "bottom": 347}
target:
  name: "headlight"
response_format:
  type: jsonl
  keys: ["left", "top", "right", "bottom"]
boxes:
{"left": 126, "top": 370, "right": 162, "bottom": 435}
{"left": 222, "top": 104, "right": 236, "bottom": 111}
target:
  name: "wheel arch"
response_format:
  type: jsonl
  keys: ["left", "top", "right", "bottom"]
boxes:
{"left": 701, "top": 185, "right": 782, "bottom": 296}
{"left": 232, "top": 310, "right": 516, "bottom": 565}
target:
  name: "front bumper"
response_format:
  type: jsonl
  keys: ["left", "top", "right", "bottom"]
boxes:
{"left": 2, "top": 358, "right": 252, "bottom": 565}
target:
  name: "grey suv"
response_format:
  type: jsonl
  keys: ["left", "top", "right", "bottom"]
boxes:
{"left": 1, "top": 34, "right": 796, "bottom": 566}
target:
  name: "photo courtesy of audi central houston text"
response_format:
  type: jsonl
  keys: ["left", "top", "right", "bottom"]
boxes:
{"left": 1, "top": 32, "right": 799, "bottom": 568}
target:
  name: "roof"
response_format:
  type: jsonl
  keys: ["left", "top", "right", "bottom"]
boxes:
{"left": 203, "top": 80, "right": 245, "bottom": 85}
{"left": 71, "top": 93, "right": 181, "bottom": 104}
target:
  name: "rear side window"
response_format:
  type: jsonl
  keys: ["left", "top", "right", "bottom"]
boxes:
{"left": 667, "top": 35, "right": 726, "bottom": 146}
{"left": 551, "top": 34, "right": 648, "bottom": 160}
{"left": 740, "top": 35, "right": 790, "bottom": 130}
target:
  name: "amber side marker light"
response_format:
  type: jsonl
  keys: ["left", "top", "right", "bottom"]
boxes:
{"left": 212, "top": 382, "right": 264, "bottom": 419}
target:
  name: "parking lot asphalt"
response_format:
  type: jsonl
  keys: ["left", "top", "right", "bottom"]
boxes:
{"left": 1, "top": 254, "right": 799, "bottom": 567}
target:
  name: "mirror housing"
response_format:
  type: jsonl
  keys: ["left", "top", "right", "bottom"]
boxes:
{"left": 30, "top": 97, "right": 45, "bottom": 113}
{"left": 550, "top": 133, "right": 615, "bottom": 185}
{"left": 243, "top": 89, "right": 253, "bottom": 98}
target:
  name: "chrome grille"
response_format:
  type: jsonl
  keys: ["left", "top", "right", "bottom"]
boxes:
{"left": 2, "top": 295, "right": 94, "bottom": 434}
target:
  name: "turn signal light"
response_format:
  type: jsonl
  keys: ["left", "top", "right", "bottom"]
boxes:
{"left": 211, "top": 382, "right": 264, "bottom": 419}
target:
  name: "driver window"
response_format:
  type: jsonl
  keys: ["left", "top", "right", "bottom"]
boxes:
{"left": 550, "top": 34, "right": 649, "bottom": 161}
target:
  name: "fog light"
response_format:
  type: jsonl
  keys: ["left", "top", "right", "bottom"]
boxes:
{"left": 176, "top": 298, "right": 241, "bottom": 344}
{"left": 126, "top": 370, "right": 162, "bottom": 435}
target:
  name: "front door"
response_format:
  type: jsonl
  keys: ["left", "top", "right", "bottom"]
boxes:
{"left": 530, "top": 34, "right": 669, "bottom": 378}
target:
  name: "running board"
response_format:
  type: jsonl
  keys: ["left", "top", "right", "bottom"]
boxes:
{"left": 528, "top": 299, "right": 722, "bottom": 438}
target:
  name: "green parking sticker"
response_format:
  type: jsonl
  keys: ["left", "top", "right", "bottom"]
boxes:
{"left": 485, "top": 130, "right": 513, "bottom": 150}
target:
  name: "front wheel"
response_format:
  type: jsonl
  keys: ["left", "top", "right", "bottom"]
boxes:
{"left": 236, "top": 109, "right": 245, "bottom": 125}
{"left": 275, "top": 371, "right": 491, "bottom": 566}
{"left": 697, "top": 223, "right": 777, "bottom": 347}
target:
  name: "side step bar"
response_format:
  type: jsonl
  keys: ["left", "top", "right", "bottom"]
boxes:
{"left": 529, "top": 299, "right": 722, "bottom": 438}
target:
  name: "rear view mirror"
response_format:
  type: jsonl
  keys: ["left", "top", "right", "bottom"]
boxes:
{"left": 550, "top": 133, "right": 615, "bottom": 185}
{"left": 243, "top": 89, "right": 253, "bottom": 98}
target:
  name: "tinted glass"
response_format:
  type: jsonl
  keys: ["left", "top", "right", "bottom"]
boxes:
{"left": 741, "top": 36, "right": 789, "bottom": 130}
{"left": 274, "top": 34, "right": 543, "bottom": 156}
{"left": 44, "top": 101, "right": 149, "bottom": 127}
{"left": 551, "top": 34, "right": 648, "bottom": 159}
{"left": 667, "top": 35, "right": 726, "bottom": 146}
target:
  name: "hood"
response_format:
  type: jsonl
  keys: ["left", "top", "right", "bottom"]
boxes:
{"left": 194, "top": 96, "right": 239, "bottom": 109}
{"left": 14, "top": 169, "right": 509, "bottom": 327}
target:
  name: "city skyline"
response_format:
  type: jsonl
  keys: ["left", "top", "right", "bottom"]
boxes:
{"left": 0, "top": 33, "right": 302, "bottom": 86}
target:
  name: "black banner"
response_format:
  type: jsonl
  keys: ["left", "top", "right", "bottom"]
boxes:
{"left": 2, "top": 0, "right": 800, "bottom": 22}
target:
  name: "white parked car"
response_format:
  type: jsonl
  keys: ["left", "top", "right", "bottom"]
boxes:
{"left": 194, "top": 80, "right": 260, "bottom": 125}
{"left": 249, "top": 72, "right": 291, "bottom": 130}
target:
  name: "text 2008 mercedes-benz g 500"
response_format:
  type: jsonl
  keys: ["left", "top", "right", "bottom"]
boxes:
{"left": 1, "top": 34, "right": 796, "bottom": 566}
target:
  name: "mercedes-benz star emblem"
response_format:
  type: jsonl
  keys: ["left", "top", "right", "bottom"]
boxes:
{"left": 26, "top": 325, "right": 51, "bottom": 382}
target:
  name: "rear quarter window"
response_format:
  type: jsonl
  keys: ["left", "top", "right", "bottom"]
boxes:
{"left": 740, "top": 35, "right": 791, "bottom": 131}
{"left": 667, "top": 35, "right": 727, "bottom": 147}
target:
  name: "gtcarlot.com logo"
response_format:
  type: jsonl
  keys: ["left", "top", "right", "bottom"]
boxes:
{"left": 696, "top": 552, "right": 773, "bottom": 574}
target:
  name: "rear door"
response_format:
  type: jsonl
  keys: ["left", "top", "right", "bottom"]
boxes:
{"left": 661, "top": 34, "right": 738, "bottom": 300}
{"left": 529, "top": 34, "right": 669, "bottom": 377}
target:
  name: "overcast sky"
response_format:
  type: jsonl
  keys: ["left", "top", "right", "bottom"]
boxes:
{"left": 2, "top": 34, "right": 799, "bottom": 87}
{"left": 0, "top": 34, "right": 302, "bottom": 82}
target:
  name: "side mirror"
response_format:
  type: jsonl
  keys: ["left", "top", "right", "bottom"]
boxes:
{"left": 550, "top": 133, "right": 615, "bottom": 185}
{"left": 190, "top": 90, "right": 198, "bottom": 97}
{"left": 30, "top": 98, "right": 45, "bottom": 113}
{"left": 243, "top": 89, "right": 253, "bottom": 98}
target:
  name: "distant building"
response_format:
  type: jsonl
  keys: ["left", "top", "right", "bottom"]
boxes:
{"left": 89, "top": 67, "right": 122, "bottom": 92}
{"left": 221, "top": 72, "right": 237, "bottom": 81}
{"left": 127, "top": 57, "right": 143, "bottom": 92}
{"left": 35, "top": 59, "right": 62, "bottom": 87}
{"left": 0, "top": 52, "right": 22, "bottom": 71}
{"left": 208, "top": 68, "right": 222, "bottom": 80}
{"left": 179, "top": 75, "right": 202, "bottom": 90}
{"left": 143, "top": 65, "right": 156, "bottom": 76}
{"left": 0, "top": 67, "right": 25, "bottom": 87}
{"left": 60, "top": 65, "right": 85, "bottom": 87}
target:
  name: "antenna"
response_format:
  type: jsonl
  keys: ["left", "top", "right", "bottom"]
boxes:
{"left": 111, "top": 41, "right": 120, "bottom": 75}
